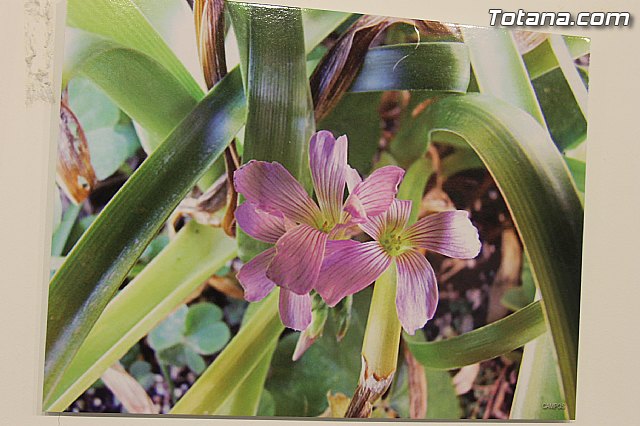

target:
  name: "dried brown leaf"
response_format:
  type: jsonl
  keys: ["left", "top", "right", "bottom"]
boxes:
{"left": 207, "top": 275, "right": 244, "bottom": 299}
{"left": 101, "top": 362, "right": 157, "bottom": 414}
{"left": 195, "top": 0, "right": 227, "bottom": 88}
{"left": 57, "top": 98, "right": 97, "bottom": 204}
{"left": 403, "top": 344, "right": 427, "bottom": 418}
{"left": 311, "top": 15, "right": 394, "bottom": 122}
{"left": 486, "top": 227, "right": 522, "bottom": 323}
{"left": 311, "top": 17, "right": 454, "bottom": 122}
{"left": 513, "top": 30, "right": 549, "bottom": 54}
{"left": 221, "top": 141, "right": 240, "bottom": 237}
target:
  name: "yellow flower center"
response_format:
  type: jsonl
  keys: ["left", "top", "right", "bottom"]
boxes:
{"left": 379, "top": 232, "right": 411, "bottom": 257}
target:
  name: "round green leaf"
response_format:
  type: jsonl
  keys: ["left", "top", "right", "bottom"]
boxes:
{"left": 147, "top": 305, "right": 188, "bottom": 352}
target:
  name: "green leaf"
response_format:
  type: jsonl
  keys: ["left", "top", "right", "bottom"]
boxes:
{"left": 170, "top": 291, "right": 284, "bottom": 415}
{"left": 128, "top": 360, "right": 155, "bottom": 391}
{"left": 215, "top": 341, "right": 277, "bottom": 416}
{"left": 564, "top": 157, "right": 586, "bottom": 193}
{"left": 67, "top": 77, "right": 141, "bottom": 180}
{"left": 257, "top": 389, "right": 276, "bottom": 416}
{"left": 319, "top": 92, "right": 381, "bottom": 174}
{"left": 67, "top": 77, "right": 120, "bottom": 129}
{"left": 301, "top": 9, "right": 352, "bottom": 53}
{"left": 44, "top": 222, "right": 236, "bottom": 411}
{"left": 229, "top": 2, "right": 315, "bottom": 261}
{"left": 523, "top": 36, "right": 590, "bottom": 81}
{"left": 66, "top": 0, "right": 202, "bottom": 99}
{"left": 423, "top": 94, "right": 582, "bottom": 417}
{"left": 132, "top": 0, "right": 205, "bottom": 87}
{"left": 511, "top": 332, "right": 568, "bottom": 420}
{"left": 501, "top": 258, "right": 536, "bottom": 312}
{"left": 461, "top": 27, "right": 545, "bottom": 126}
{"left": 405, "top": 301, "right": 545, "bottom": 370}
{"left": 441, "top": 148, "right": 484, "bottom": 178}
{"left": 350, "top": 42, "right": 470, "bottom": 93}
{"left": 397, "top": 157, "right": 433, "bottom": 224}
{"left": 51, "top": 203, "right": 81, "bottom": 257}
{"left": 529, "top": 36, "right": 588, "bottom": 151}
{"left": 184, "top": 346, "right": 206, "bottom": 375}
{"left": 425, "top": 368, "right": 462, "bottom": 419}
{"left": 171, "top": 6, "right": 320, "bottom": 415}
{"left": 184, "top": 307, "right": 231, "bottom": 355}
{"left": 73, "top": 41, "right": 201, "bottom": 146}
{"left": 157, "top": 344, "right": 188, "bottom": 366}
{"left": 185, "top": 302, "right": 223, "bottom": 327}
{"left": 387, "top": 353, "right": 461, "bottom": 419}
{"left": 266, "top": 289, "right": 371, "bottom": 416}
{"left": 147, "top": 305, "right": 188, "bottom": 351}
{"left": 531, "top": 69, "right": 587, "bottom": 151}
{"left": 44, "top": 71, "right": 246, "bottom": 404}
{"left": 84, "top": 124, "right": 141, "bottom": 180}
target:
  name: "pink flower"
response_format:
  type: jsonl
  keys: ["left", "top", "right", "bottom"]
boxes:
{"left": 315, "top": 199, "right": 481, "bottom": 334}
{"left": 234, "top": 131, "right": 404, "bottom": 330}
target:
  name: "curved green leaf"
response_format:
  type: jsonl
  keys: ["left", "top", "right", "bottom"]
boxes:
{"left": 170, "top": 4, "right": 315, "bottom": 415}
{"left": 318, "top": 92, "right": 382, "bottom": 175}
{"left": 423, "top": 94, "right": 582, "bottom": 416}
{"left": 350, "top": 42, "right": 470, "bottom": 93}
{"left": 405, "top": 301, "right": 545, "bottom": 369}
{"left": 511, "top": 332, "right": 568, "bottom": 420}
{"left": 44, "top": 71, "right": 246, "bottom": 402}
{"left": 230, "top": 2, "right": 315, "bottom": 261}
{"left": 530, "top": 36, "right": 588, "bottom": 151}
{"left": 523, "top": 36, "right": 590, "bottom": 81}
{"left": 397, "top": 157, "right": 433, "bottom": 224}
{"left": 45, "top": 222, "right": 236, "bottom": 411}
{"left": 67, "top": 0, "right": 202, "bottom": 98}
{"left": 461, "top": 27, "right": 545, "bottom": 126}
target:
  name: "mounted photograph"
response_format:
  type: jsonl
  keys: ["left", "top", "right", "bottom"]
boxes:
{"left": 43, "top": 0, "right": 588, "bottom": 420}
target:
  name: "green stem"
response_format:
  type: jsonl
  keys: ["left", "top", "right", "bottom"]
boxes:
{"left": 159, "top": 362, "right": 175, "bottom": 405}
{"left": 346, "top": 264, "right": 401, "bottom": 418}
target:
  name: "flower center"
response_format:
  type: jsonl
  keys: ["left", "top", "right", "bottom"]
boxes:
{"left": 379, "top": 232, "right": 411, "bottom": 257}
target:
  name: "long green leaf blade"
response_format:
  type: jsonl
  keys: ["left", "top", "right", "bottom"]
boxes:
{"left": 461, "top": 27, "right": 545, "bottom": 125}
{"left": 45, "top": 222, "right": 236, "bottom": 411}
{"left": 171, "top": 4, "right": 315, "bottom": 415}
{"left": 405, "top": 301, "right": 545, "bottom": 369}
{"left": 230, "top": 2, "right": 315, "bottom": 261}
{"left": 66, "top": 0, "right": 202, "bottom": 98}
{"left": 350, "top": 42, "right": 469, "bottom": 93}
{"left": 44, "top": 71, "right": 246, "bottom": 401}
{"left": 523, "top": 36, "right": 590, "bottom": 81}
{"left": 510, "top": 332, "right": 568, "bottom": 420}
{"left": 423, "top": 94, "right": 582, "bottom": 417}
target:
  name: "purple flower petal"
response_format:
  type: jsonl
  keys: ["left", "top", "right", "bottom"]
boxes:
{"left": 405, "top": 210, "right": 481, "bottom": 259}
{"left": 315, "top": 240, "right": 391, "bottom": 306}
{"left": 384, "top": 199, "right": 412, "bottom": 234}
{"left": 235, "top": 202, "right": 287, "bottom": 244}
{"left": 236, "top": 248, "right": 277, "bottom": 302}
{"left": 234, "top": 160, "right": 322, "bottom": 226}
{"left": 359, "top": 214, "right": 385, "bottom": 240}
{"left": 346, "top": 166, "right": 362, "bottom": 193}
{"left": 359, "top": 199, "right": 412, "bottom": 240}
{"left": 266, "top": 224, "right": 328, "bottom": 295}
{"left": 279, "top": 288, "right": 312, "bottom": 331}
{"left": 310, "top": 131, "right": 348, "bottom": 224}
{"left": 395, "top": 249, "right": 439, "bottom": 335}
{"left": 343, "top": 166, "right": 405, "bottom": 222}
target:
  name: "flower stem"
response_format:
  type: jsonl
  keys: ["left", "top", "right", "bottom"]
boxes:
{"left": 345, "top": 263, "right": 401, "bottom": 418}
